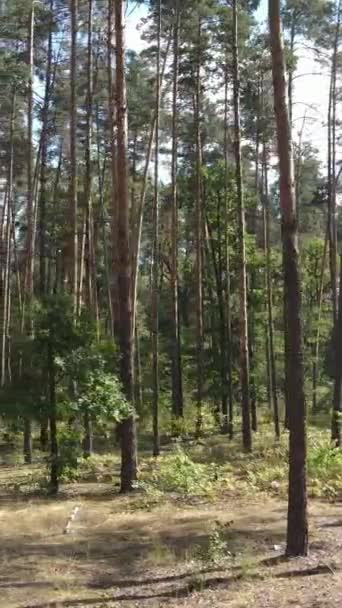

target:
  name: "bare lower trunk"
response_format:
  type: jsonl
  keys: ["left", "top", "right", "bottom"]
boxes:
{"left": 269, "top": 0, "right": 308, "bottom": 557}
{"left": 83, "top": 408, "right": 93, "bottom": 458}
{"left": 332, "top": 251, "right": 342, "bottom": 446}
{"left": 24, "top": 418, "right": 32, "bottom": 464}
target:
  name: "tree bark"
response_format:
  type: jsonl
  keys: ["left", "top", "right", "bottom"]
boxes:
{"left": 48, "top": 340, "right": 58, "bottom": 495}
{"left": 69, "top": 0, "right": 78, "bottom": 310}
{"left": 151, "top": 0, "right": 161, "bottom": 457}
{"left": 114, "top": 0, "right": 138, "bottom": 492}
{"left": 194, "top": 16, "right": 204, "bottom": 437}
{"left": 269, "top": 0, "right": 308, "bottom": 557}
{"left": 232, "top": 0, "right": 252, "bottom": 451}
{"left": 39, "top": 0, "right": 54, "bottom": 296}
{"left": 262, "top": 144, "right": 280, "bottom": 439}
{"left": 170, "top": 0, "right": 184, "bottom": 422}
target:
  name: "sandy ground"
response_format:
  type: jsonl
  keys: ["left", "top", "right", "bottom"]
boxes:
{"left": 0, "top": 467, "right": 341, "bottom": 608}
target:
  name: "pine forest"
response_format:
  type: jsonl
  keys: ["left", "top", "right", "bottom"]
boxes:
{"left": 0, "top": 1, "right": 341, "bottom": 606}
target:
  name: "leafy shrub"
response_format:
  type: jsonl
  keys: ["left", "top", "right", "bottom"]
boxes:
{"left": 76, "top": 454, "right": 118, "bottom": 482}
{"left": 143, "top": 447, "right": 213, "bottom": 496}
{"left": 58, "top": 427, "right": 83, "bottom": 482}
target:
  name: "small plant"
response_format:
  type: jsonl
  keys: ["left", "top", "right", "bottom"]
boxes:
{"left": 196, "top": 520, "right": 233, "bottom": 565}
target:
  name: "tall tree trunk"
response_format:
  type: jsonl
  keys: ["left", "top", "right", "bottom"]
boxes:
{"left": 312, "top": 224, "right": 328, "bottom": 414}
{"left": 39, "top": 0, "right": 53, "bottom": 296}
{"left": 131, "top": 34, "right": 172, "bottom": 338}
{"left": 82, "top": 0, "right": 97, "bottom": 458}
{"left": 114, "top": 0, "right": 138, "bottom": 492}
{"left": 69, "top": 0, "right": 78, "bottom": 310}
{"left": 263, "top": 144, "right": 280, "bottom": 439}
{"left": 25, "top": 3, "right": 35, "bottom": 302}
{"left": 151, "top": 0, "right": 161, "bottom": 457}
{"left": 195, "top": 16, "right": 204, "bottom": 437}
{"left": 170, "top": 0, "right": 184, "bottom": 422}
{"left": 39, "top": 0, "right": 54, "bottom": 448}
{"left": 327, "top": 1, "right": 341, "bottom": 324}
{"left": 332, "top": 253, "right": 342, "bottom": 447}
{"left": 23, "top": 6, "right": 35, "bottom": 463}
{"left": 1, "top": 92, "right": 15, "bottom": 388}
{"left": 96, "top": 104, "right": 114, "bottom": 337}
{"left": 107, "top": 0, "right": 120, "bottom": 336}
{"left": 269, "top": 0, "right": 308, "bottom": 557}
{"left": 232, "top": 0, "right": 252, "bottom": 452}
{"left": 223, "top": 54, "right": 233, "bottom": 438}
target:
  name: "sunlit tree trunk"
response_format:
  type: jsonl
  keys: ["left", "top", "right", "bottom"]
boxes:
{"left": 232, "top": 0, "right": 252, "bottom": 451}
{"left": 269, "top": 0, "right": 308, "bottom": 557}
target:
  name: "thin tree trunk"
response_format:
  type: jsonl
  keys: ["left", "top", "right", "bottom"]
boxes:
{"left": 25, "top": 3, "right": 35, "bottom": 301}
{"left": 134, "top": 326, "right": 143, "bottom": 413}
{"left": 96, "top": 104, "right": 114, "bottom": 337}
{"left": 332, "top": 253, "right": 342, "bottom": 446}
{"left": 107, "top": 0, "right": 120, "bottom": 336}
{"left": 327, "top": 1, "right": 341, "bottom": 324}
{"left": 151, "top": 0, "right": 161, "bottom": 457}
{"left": 114, "top": 0, "right": 138, "bottom": 492}
{"left": 233, "top": 0, "right": 252, "bottom": 451}
{"left": 312, "top": 224, "right": 328, "bottom": 414}
{"left": 69, "top": 0, "right": 78, "bottom": 310}
{"left": 83, "top": 408, "right": 93, "bottom": 458}
{"left": 263, "top": 144, "right": 280, "bottom": 439}
{"left": 1, "top": 92, "right": 15, "bottom": 388}
{"left": 223, "top": 54, "right": 233, "bottom": 439}
{"left": 170, "top": 0, "right": 184, "bottom": 422}
{"left": 195, "top": 16, "right": 204, "bottom": 437}
{"left": 48, "top": 339, "right": 58, "bottom": 495}
{"left": 269, "top": 0, "right": 308, "bottom": 557}
{"left": 23, "top": 418, "right": 32, "bottom": 465}
{"left": 131, "top": 33, "right": 172, "bottom": 337}
{"left": 39, "top": 0, "right": 53, "bottom": 296}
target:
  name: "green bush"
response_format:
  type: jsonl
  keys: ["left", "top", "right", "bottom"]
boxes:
{"left": 143, "top": 447, "right": 213, "bottom": 496}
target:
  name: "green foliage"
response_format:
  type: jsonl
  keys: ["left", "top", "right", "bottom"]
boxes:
{"left": 195, "top": 520, "right": 233, "bottom": 565}
{"left": 142, "top": 447, "right": 214, "bottom": 496}
{"left": 308, "top": 433, "right": 342, "bottom": 498}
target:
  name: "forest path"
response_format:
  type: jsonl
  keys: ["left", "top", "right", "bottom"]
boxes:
{"left": 0, "top": 468, "right": 341, "bottom": 608}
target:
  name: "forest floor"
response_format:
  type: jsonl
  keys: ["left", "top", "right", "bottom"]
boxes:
{"left": 0, "top": 432, "right": 341, "bottom": 608}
